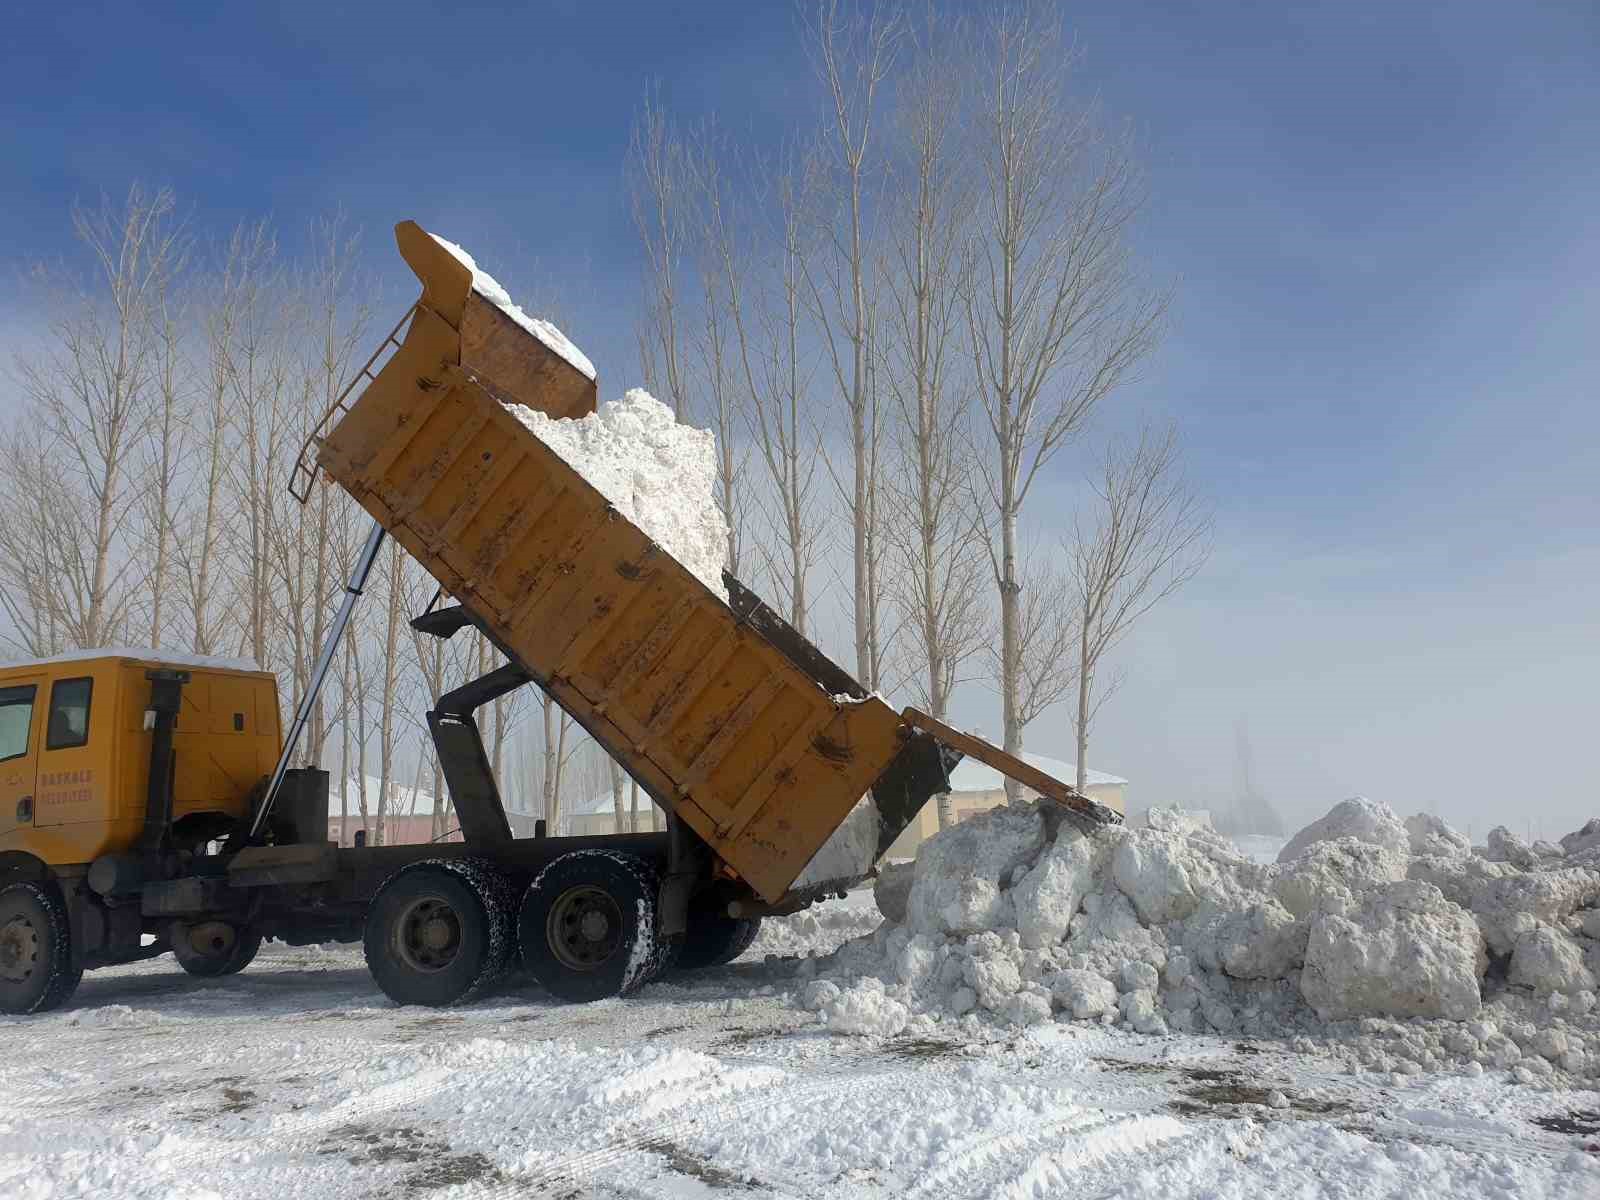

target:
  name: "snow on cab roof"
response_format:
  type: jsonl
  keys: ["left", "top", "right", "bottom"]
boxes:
{"left": 947, "top": 750, "right": 1127, "bottom": 793}
{"left": 0, "top": 647, "right": 264, "bottom": 672}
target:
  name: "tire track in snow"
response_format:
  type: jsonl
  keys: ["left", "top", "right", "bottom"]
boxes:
{"left": 474, "top": 1049, "right": 955, "bottom": 1198}
{"left": 903, "top": 1110, "right": 1193, "bottom": 1200}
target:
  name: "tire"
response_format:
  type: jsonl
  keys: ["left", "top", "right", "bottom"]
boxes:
{"left": 0, "top": 880, "right": 82, "bottom": 1014}
{"left": 647, "top": 931, "right": 683, "bottom": 982}
{"left": 673, "top": 913, "right": 762, "bottom": 972}
{"left": 171, "top": 920, "right": 262, "bottom": 977}
{"left": 363, "top": 859, "right": 513, "bottom": 1007}
{"left": 518, "top": 851, "right": 660, "bottom": 1002}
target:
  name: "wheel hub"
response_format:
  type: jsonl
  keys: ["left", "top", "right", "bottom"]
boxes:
{"left": 0, "top": 916, "right": 38, "bottom": 984}
{"left": 395, "top": 896, "right": 462, "bottom": 973}
{"left": 548, "top": 885, "right": 624, "bottom": 972}
{"left": 186, "top": 921, "right": 236, "bottom": 957}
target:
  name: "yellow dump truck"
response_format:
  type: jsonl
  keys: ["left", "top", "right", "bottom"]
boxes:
{"left": 0, "top": 222, "right": 1119, "bottom": 1015}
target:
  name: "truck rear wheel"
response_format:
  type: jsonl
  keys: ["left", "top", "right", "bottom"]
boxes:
{"left": 673, "top": 913, "right": 762, "bottom": 971}
{"left": 0, "top": 880, "right": 82, "bottom": 1014}
{"left": 518, "top": 851, "right": 659, "bottom": 1002}
{"left": 172, "top": 920, "right": 262, "bottom": 977}
{"left": 364, "top": 859, "right": 512, "bottom": 1007}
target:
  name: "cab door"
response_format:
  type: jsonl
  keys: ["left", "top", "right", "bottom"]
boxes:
{"left": 0, "top": 679, "right": 42, "bottom": 850}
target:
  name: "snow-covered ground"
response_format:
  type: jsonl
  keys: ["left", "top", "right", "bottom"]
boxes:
{"left": 3, "top": 896, "right": 1596, "bottom": 1199}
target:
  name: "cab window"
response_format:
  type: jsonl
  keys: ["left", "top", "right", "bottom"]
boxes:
{"left": 45, "top": 677, "right": 92, "bottom": 751}
{"left": 0, "top": 685, "right": 36, "bottom": 761}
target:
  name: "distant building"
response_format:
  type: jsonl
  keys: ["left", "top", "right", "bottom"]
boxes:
{"left": 881, "top": 752, "right": 1128, "bottom": 861}
{"left": 325, "top": 775, "right": 539, "bottom": 846}
{"left": 563, "top": 788, "right": 669, "bottom": 836}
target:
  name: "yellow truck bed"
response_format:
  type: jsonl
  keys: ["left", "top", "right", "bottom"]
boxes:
{"left": 308, "top": 222, "right": 1118, "bottom": 904}
{"left": 314, "top": 224, "right": 915, "bottom": 902}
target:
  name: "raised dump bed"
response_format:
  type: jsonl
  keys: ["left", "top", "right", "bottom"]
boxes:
{"left": 312, "top": 222, "right": 1119, "bottom": 906}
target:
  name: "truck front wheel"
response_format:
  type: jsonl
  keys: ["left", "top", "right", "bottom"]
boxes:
{"left": 172, "top": 920, "right": 262, "bottom": 977}
{"left": 0, "top": 880, "right": 83, "bottom": 1014}
{"left": 518, "top": 851, "right": 660, "bottom": 1002}
{"left": 364, "top": 860, "right": 512, "bottom": 1007}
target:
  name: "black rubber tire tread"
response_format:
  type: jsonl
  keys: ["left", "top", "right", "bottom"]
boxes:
{"left": 363, "top": 858, "right": 513, "bottom": 1008}
{"left": 172, "top": 923, "right": 263, "bottom": 977}
{"left": 672, "top": 914, "right": 763, "bottom": 972}
{"left": 518, "top": 851, "right": 660, "bottom": 1003}
{"left": 0, "top": 880, "right": 82, "bottom": 1014}
{"left": 646, "top": 931, "right": 683, "bottom": 982}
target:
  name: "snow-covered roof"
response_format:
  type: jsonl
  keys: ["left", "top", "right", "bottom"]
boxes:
{"left": 947, "top": 751, "right": 1127, "bottom": 793}
{"left": 569, "top": 788, "right": 642, "bottom": 817}
{"left": 329, "top": 774, "right": 543, "bottom": 822}
{"left": 331, "top": 774, "right": 443, "bottom": 817}
{"left": 0, "top": 646, "right": 263, "bottom": 672}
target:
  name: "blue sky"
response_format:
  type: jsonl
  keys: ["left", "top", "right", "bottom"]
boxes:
{"left": 4, "top": 2, "right": 1598, "bottom": 835}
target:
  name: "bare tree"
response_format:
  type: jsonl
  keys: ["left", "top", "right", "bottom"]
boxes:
{"left": 142, "top": 263, "right": 191, "bottom": 648}
{"left": 1066, "top": 423, "right": 1210, "bottom": 789}
{"left": 296, "top": 214, "right": 371, "bottom": 764}
{"left": 740, "top": 158, "right": 826, "bottom": 632}
{"left": 1007, "top": 550, "right": 1079, "bottom": 732}
{"left": 690, "top": 126, "right": 748, "bottom": 575}
{"left": 629, "top": 84, "right": 693, "bottom": 419}
{"left": 540, "top": 691, "right": 577, "bottom": 834}
{"left": 607, "top": 756, "right": 629, "bottom": 833}
{"left": 881, "top": 3, "right": 989, "bottom": 824}
{"left": 0, "top": 425, "right": 71, "bottom": 655}
{"left": 13, "top": 185, "right": 184, "bottom": 648}
{"left": 962, "top": 3, "right": 1167, "bottom": 795}
{"left": 804, "top": 0, "right": 903, "bottom": 685}
{"left": 219, "top": 225, "right": 291, "bottom": 670}
{"left": 175, "top": 222, "right": 270, "bottom": 655}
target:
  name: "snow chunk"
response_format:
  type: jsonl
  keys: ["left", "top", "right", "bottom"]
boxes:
{"left": 1273, "top": 837, "right": 1408, "bottom": 919}
{"left": 1278, "top": 796, "right": 1410, "bottom": 863}
{"left": 1560, "top": 818, "right": 1600, "bottom": 858}
{"left": 429, "top": 232, "right": 595, "bottom": 380}
{"left": 1301, "top": 880, "right": 1485, "bottom": 1021}
{"left": 507, "top": 389, "right": 730, "bottom": 601}
{"left": 1011, "top": 825, "right": 1106, "bottom": 949}
{"left": 1112, "top": 831, "right": 1201, "bottom": 924}
{"left": 905, "top": 803, "right": 1044, "bottom": 936}
{"left": 822, "top": 982, "right": 909, "bottom": 1037}
{"left": 1187, "top": 900, "right": 1306, "bottom": 980}
{"left": 1144, "top": 804, "right": 1216, "bottom": 838}
{"left": 1411, "top": 859, "right": 1600, "bottom": 955}
{"left": 1050, "top": 968, "right": 1118, "bottom": 1019}
{"left": 1404, "top": 812, "right": 1471, "bottom": 859}
{"left": 1485, "top": 826, "right": 1539, "bottom": 869}
{"left": 1508, "top": 925, "right": 1597, "bottom": 995}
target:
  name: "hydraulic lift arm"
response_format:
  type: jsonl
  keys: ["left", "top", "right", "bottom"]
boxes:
{"left": 249, "top": 519, "right": 386, "bottom": 839}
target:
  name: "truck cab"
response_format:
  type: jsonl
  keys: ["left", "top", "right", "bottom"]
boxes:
{"left": 0, "top": 651, "right": 285, "bottom": 1012}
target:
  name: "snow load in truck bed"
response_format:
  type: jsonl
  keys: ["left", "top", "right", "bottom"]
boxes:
{"left": 429, "top": 233, "right": 596, "bottom": 381}
{"left": 505, "top": 389, "right": 731, "bottom": 602}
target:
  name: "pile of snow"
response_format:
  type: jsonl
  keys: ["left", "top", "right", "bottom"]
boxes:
{"left": 508, "top": 389, "right": 730, "bottom": 600}
{"left": 745, "top": 889, "right": 882, "bottom": 960}
{"left": 430, "top": 232, "right": 595, "bottom": 380}
{"left": 786, "top": 794, "right": 1600, "bottom": 1085}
